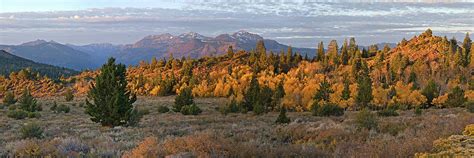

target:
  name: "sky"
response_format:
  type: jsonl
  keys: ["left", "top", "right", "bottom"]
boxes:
{"left": 0, "top": 0, "right": 473, "bottom": 47}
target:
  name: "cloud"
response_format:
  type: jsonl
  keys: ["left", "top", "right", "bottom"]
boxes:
{"left": 0, "top": 2, "right": 472, "bottom": 47}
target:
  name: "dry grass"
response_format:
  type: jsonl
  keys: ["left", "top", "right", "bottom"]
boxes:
{"left": 0, "top": 96, "right": 472, "bottom": 157}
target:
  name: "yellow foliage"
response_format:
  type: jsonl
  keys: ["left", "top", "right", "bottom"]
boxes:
{"left": 150, "top": 86, "right": 161, "bottom": 96}
{"left": 122, "top": 137, "right": 159, "bottom": 158}
{"left": 390, "top": 82, "right": 426, "bottom": 107}
{"left": 372, "top": 87, "right": 389, "bottom": 107}
{"left": 432, "top": 94, "right": 448, "bottom": 108}
{"left": 463, "top": 124, "right": 474, "bottom": 136}
{"left": 465, "top": 90, "right": 474, "bottom": 102}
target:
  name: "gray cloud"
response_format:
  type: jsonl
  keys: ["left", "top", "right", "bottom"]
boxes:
{"left": 0, "top": 1, "right": 473, "bottom": 47}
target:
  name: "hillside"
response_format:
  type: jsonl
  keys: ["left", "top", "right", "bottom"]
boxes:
{"left": 1, "top": 30, "right": 472, "bottom": 108}
{"left": 0, "top": 40, "right": 97, "bottom": 70}
{"left": 0, "top": 50, "right": 78, "bottom": 78}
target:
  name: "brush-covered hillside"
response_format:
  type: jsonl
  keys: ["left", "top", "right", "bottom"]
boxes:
{"left": 1, "top": 29, "right": 473, "bottom": 110}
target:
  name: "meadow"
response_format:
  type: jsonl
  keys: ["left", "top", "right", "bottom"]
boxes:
{"left": 0, "top": 96, "right": 472, "bottom": 157}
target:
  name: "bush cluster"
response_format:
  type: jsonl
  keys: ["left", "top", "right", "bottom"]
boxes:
{"left": 20, "top": 122, "right": 44, "bottom": 139}
{"left": 180, "top": 104, "right": 202, "bottom": 115}
{"left": 50, "top": 102, "right": 71, "bottom": 113}
{"left": 355, "top": 108, "right": 378, "bottom": 130}
{"left": 158, "top": 106, "right": 170, "bottom": 113}
{"left": 312, "top": 103, "right": 344, "bottom": 116}
{"left": 377, "top": 106, "right": 399, "bottom": 117}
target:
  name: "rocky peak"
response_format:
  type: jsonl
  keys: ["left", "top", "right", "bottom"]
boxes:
{"left": 20, "top": 39, "right": 49, "bottom": 46}
{"left": 232, "top": 30, "right": 263, "bottom": 43}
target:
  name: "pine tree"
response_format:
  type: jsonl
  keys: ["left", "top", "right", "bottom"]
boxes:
{"left": 275, "top": 107, "right": 290, "bottom": 124}
{"left": 355, "top": 61, "right": 373, "bottom": 109}
{"left": 85, "top": 58, "right": 138, "bottom": 127}
{"left": 313, "top": 78, "right": 333, "bottom": 103}
{"left": 445, "top": 86, "right": 466, "bottom": 107}
{"left": 328, "top": 40, "right": 339, "bottom": 66}
{"left": 64, "top": 88, "right": 74, "bottom": 102}
{"left": 174, "top": 87, "right": 194, "bottom": 112}
{"left": 227, "top": 45, "right": 234, "bottom": 58}
{"left": 244, "top": 74, "right": 260, "bottom": 112}
{"left": 421, "top": 80, "right": 439, "bottom": 106}
{"left": 341, "top": 39, "right": 349, "bottom": 65}
{"left": 272, "top": 81, "right": 285, "bottom": 110}
{"left": 408, "top": 72, "right": 419, "bottom": 90}
{"left": 3, "top": 91, "right": 16, "bottom": 106}
{"left": 18, "top": 87, "right": 40, "bottom": 112}
{"left": 341, "top": 76, "right": 351, "bottom": 100}
{"left": 316, "top": 41, "right": 325, "bottom": 62}
{"left": 259, "top": 85, "right": 273, "bottom": 112}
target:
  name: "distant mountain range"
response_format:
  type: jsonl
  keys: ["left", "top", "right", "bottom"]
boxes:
{"left": 0, "top": 50, "right": 78, "bottom": 78}
{"left": 0, "top": 31, "right": 395, "bottom": 70}
{"left": 0, "top": 40, "right": 98, "bottom": 70}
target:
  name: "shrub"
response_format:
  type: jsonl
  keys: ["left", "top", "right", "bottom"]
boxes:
{"left": 355, "top": 108, "right": 378, "bottom": 130}
{"left": 174, "top": 87, "right": 194, "bottom": 112}
{"left": 51, "top": 102, "right": 70, "bottom": 113}
{"left": 275, "top": 107, "right": 291, "bottom": 124}
{"left": 7, "top": 109, "right": 28, "bottom": 119}
{"left": 464, "top": 102, "right": 474, "bottom": 113}
{"left": 18, "top": 88, "right": 40, "bottom": 112}
{"left": 312, "top": 103, "right": 344, "bottom": 116}
{"left": 253, "top": 101, "right": 265, "bottom": 115}
{"left": 444, "top": 86, "right": 466, "bottom": 107}
{"left": 57, "top": 104, "right": 71, "bottom": 113}
{"left": 158, "top": 106, "right": 170, "bottom": 113}
{"left": 50, "top": 101, "right": 58, "bottom": 111}
{"left": 8, "top": 104, "right": 17, "bottom": 110}
{"left": 414, "top": 107, "right": 423, "bottom": 116}
{"left": 20, "top": 122, "right": 43, "bottom": 139}
{"left": 219, "top": 99, "right": 239, "bottom": 115}
{"left": 139, "top": 108, "right": 150, "bottom": 115}
{"left": 27, "top": 112, "right": 41, "bottom": 118}
{"left": 3, "top": 91, "right": 17, "bottom": 105}
{"left": 180, "top": 104, "right": 202, "bottom": 115}
{"left": 64, "top": 89, "right": 74, "bottom": 102}
{"left": 377, "top": 106, "right": 399, "bottom": 117}
{"left": 127, "top": 108, "right": 143, "bottom": 127}
{"left": 57, "top": 137, "right": 90, "bottom": 156}
{"left": 123, "top": 137, "right": 159, "bottom": 158}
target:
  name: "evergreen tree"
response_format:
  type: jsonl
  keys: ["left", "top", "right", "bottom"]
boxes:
{"left": 275, "top": 107, "right": 290, "bottom": 124}
{"left": 259, "top": 85, "right": 273, "bottom": 112}
{"left": 174, "top": 87, "right": 194, "bottom": 112}
{"left": 408, "top": 72, "right": 419, "bottom": 90}
{"left": 244, "top": 74, "right": 260, "bottom": 112}
{"left": 286, "top": 46, "right": 293, "bottom": 66}
{"left": 227, "top": 45, "right": 234, "bottom": 58}
{"left": 64, "top": 88, "right": 74, "bottom": 102}
{"left": 316, "top": 41, "right": 325, "bottom": 62}
{"left": 313, "top": 78, "right": 333, "bottom": 103}
{"left": 421, "top": 80, "right": 439, "bottom": 106}
{"left": 272, "top": 81, "right": 285, "bottom": 110}
{"left": 3, "top": 91, "right": 16, "bottom": 106}
{"left": 341, "top": 39, "right": 349, "bottom": 65}
{"left": 348, "top": 37, "right": 357, "bottom": 59}
{"left": 355, "top": 61, "right": 373, "bottom": 109}
{"left": 328, "top": 40, "right": 339, "bottom": 66}
{"left": 462, "top": 33, "right": 471, "bottom": 56}
{"left": 18, "top": 87, "right": 40, "bottom": 112}
{"left": 256, "top": 40, "right": 266, "bottom": 55}
{"left": 341, "top": 76, "right": 351, "bottom": 100}
{"left": 85, "top": 58, "right": 138, "bottom": 127}
{"left": 445, "top": 86, "right": 467, "bottom": 107}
